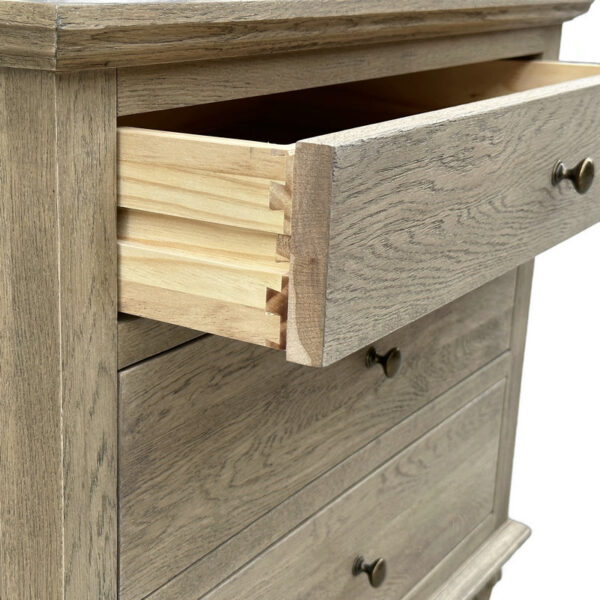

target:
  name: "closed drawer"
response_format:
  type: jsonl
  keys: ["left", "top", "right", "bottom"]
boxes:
{"left": 118, "top": 59, "right": 600, "bottom": 367}
{"left": 118, "top": 272, "right": 515, "bottom": 600}
{"left": 202, "top": 378, "right": 507, "bottom": 600}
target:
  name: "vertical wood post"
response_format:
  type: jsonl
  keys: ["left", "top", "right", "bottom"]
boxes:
{"left": 0, "top": 68, "right": 118, "bottom": 599}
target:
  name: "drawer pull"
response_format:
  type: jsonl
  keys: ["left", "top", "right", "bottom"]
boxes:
{"left": 352, "top": 556, "right": 387, "bottom": 588}
{"left": 552, "top": 157, "right": 595, "bottom": 194}
{"left": 365, "top": 346, "right": 402, "bottom": 378}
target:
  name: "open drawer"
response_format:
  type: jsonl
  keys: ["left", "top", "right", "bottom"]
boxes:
{"left": 118, "top": 59, "right": 600, "bottom": 366}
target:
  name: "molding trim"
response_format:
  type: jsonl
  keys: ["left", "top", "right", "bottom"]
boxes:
{"left": 429, "top": 520, "right": 531, "bottom": 600}
{"left": 0, "top": 1, "right": 592, "bottom": 71}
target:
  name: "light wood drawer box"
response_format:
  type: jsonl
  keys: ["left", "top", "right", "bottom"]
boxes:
{"left": 202, "top": 377, "right": 507, "bottom": 600}
{"left": 118, "top": 272, "right": 515, "bottom": 600}
{"left": 118, "top": 59, "right": 600, "bottom": 367}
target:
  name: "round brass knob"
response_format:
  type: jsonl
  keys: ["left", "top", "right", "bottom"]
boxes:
{"left": 552, "top": 157, "right": 595, "bottom": 194}
{"left": 365, "top": 346, "right": 401, "bottom": 378}
{"left": 352, "top": 556, "right": 387, "bottom": 588}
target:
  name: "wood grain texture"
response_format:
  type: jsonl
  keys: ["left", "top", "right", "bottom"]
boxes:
{"left": 0, "top": 1, "right": 57, "bottom": 69}
{"left": 118, "top": 315, "right": 203, "bottom": 370}
{"left": 290, "top": 62, "right": 600, "bottom": 365}
{"left": 57, "top": 69, "right": 118, "bottom": 600}
{"left": 119, "top": 272, "right": 515, "bottom": 600}
{"left": 429, "top": 520, "right": 530, "bottom": 600}
{"left": 146, "top": 353, "right": 511, "bottom": 600}
{"left": 117, "top": 27, "right": 559, "bottom": 116}
{"left": 403, "top": 517, "right": 497, "bottom": 600}
{"left": 201, "top": 382, "right": 506, "bottom": 600}
{"left": 486, "top": 21, "right": 562, "bottom": 535}
{"left": 119, "top": 281, "right": 286, "bottom": 349}
{"left": 0, "top": 68, "right": 117, "bottom": 599}
{"left": 493, "top": 261, "right": 535, "bottom": 525}
{"left": 0, "top": 1, "right": 590, "bottom": 70}
{"left": 117, "top": 127, "right": 292, "bottom": 348}
{"left": 0, "top": 66, "right": 62, "bottom": 600}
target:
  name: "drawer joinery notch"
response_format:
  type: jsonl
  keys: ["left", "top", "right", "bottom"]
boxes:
{"left": 117, "top": 127, "right": 293, "bottom": 349}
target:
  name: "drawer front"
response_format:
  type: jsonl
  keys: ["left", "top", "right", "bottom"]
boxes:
{"left": 118, "top": 272, "right": 515, "bottom": 600}
{"left": 203, "top": 379, "right": 506, "bottom": 600}
{"left": 118, "top": 60, "right": 600, "bottom": 366}
{"left": 291, "top": 60, "right": 600, "bottom": 366}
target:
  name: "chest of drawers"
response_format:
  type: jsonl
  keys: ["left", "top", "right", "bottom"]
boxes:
{"left": 1, "top": 2, "right": 598, "bottom": 599}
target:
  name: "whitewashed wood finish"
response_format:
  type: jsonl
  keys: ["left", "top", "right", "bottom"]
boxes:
{"left": 289, "top": 61, "right": 600, "bottom": 365}
{"left": 0, "top": 1, "right": 589, "bottom": 70}
{"left": 145, "top": 353, "right": 511, "bottom": 600}
{"left": 490, "top": 35, "right": 562, "bottom": 528}
{"left": 429, "top": 520, "right": 530, "bottom": 600}
{"left": 118, "top": 272, "right": 515, "bottom": 600}
{"left": 57, "top": 70, "right": 118, "bottom": 600}
{"left": 402, "top": 518, "right": 497, "bottom": 600}
{"left": 0, "top": 66, "right": 63, "bottom": 600}
{"left": 472, "top": 572, "right": 502, "bottom": 600}
{"left": 117, "top": 315, "right": 203, "bottom": 369}
{"left": 0, "top": 2, "right": 56, "bottom": 69}
{"left": 117, "top": 27, "right": 560, "bottom": 116}
{"left": 401, "top": 263, "right": 535, "bottom": 600}
{"left": 0, "top": 68, "right": 118, "bottom": 599}
{"left": 201, "top": 383, "right": 506, "bottom": 600}
{"left": 493, "top": 261, "right": 535, "bottom": 525}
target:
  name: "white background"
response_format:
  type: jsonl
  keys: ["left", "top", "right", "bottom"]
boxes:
{"left": 496, "top": 5, "right": 600, "bottom": 598}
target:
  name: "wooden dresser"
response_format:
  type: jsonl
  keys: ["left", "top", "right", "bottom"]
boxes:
{"left": 1, "top": 2, "right": 598, "bottom": 598}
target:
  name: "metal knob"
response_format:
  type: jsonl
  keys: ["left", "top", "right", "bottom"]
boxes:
{"left": 365, "top": 346, "right": 401, "bottom": 378}
{"left": 552, "top": 157, "right": 595, "bottom": 194}
{"left": 353, "top": 556, "right": 387, "bottom": 588}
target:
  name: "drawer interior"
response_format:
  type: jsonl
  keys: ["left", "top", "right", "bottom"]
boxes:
{"left": 119, "top": 60, "right": 600, "bottom": 143}
{"left": 118, "top": 59, "right": 600, "bottom": 352}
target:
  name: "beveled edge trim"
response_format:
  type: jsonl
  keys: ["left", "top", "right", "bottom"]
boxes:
{"left": 0, "top": 1, "right": 591, "bottom": 70}
{"left": 428, "top": 519, "right": 531, "bottom": 599}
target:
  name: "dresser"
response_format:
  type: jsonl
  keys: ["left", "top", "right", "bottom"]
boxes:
{"left": 1, "top": 2, "right": 599, "bottom": 599}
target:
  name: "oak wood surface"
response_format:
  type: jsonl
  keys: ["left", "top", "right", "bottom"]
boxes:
{"left": 491, "top": 34, "right": 562, "bottom": 528}
{"left": 0, "top": 68, "right": 118, "bottom": 599}
{"left": 402, "top": 262, "right": 533, "bottom": 600}
{"left": 429, "top": 520, "right": 530, "bottom": 599}
{"left": 0, "top": 66, "right": 62, "bottom": 600}
{"left": 289, "top": 61, "right": 600, "bottom": 365}
{"left": 0, "top": 1, "right": 590, "bottom": 70}
{"left": 493, "top": 261, "right": 535, "bottom": 525}
{"left": 119, "top": 272, "right": 515, "bottom": 600}
{"left": 146, "top": 352, "right": 511, "bottom": 600}
{"left": 117, "top": 27, "right": 559, "bottom": 116}
{"left": 403, "top": 517, "right": 497, "bottom": 600}
{"left": 56, "top": 69, "right": 118, "bottom": 600}
{"left": 118, "top": 315, "right": 203, "bottom": 370}
{"left": 201, "top": 382, "right": 506, "bottom": 600}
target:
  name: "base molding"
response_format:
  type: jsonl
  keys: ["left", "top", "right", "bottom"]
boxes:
{"left": 428, "top": 520, "right": 530, "bottom": 599}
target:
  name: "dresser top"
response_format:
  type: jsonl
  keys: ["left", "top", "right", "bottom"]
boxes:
{"left": 0, "top": 0, "right": 592, "bottom": 71}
